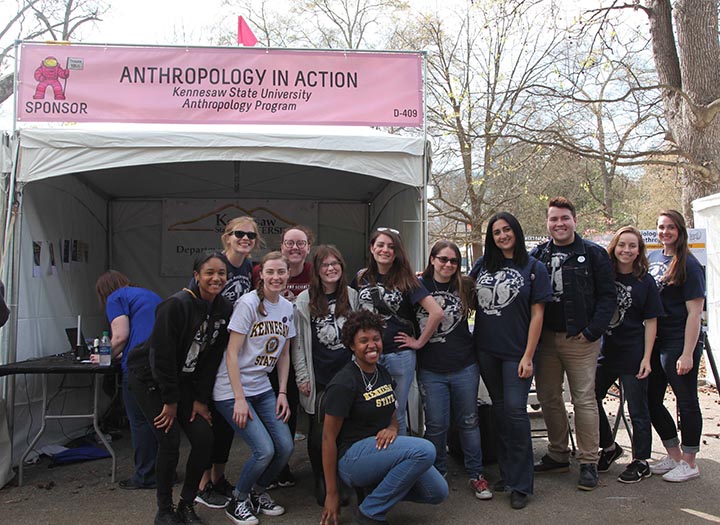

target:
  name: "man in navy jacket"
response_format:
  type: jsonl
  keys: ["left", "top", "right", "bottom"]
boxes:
{"left": 530, "top": 197, "right": 615, "bottom": 491}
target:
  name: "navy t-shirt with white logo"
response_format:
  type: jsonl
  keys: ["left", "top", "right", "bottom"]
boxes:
{"left": 353, "top": 273, "right": 429, "bottom": 354}
{"left": 311, "top": 292, "right": 353, "bottom": 386}
{"left": 600, "top": 272, "right": 664, "bottom": 374}
{"left": 647, "top": 251, "right": 705, "bottom": 343}
{"left": 470, "top": 256, "right": 552, "bottom": 360}
{"left": 416, "top": 277, "right": 476, "bottom": 373}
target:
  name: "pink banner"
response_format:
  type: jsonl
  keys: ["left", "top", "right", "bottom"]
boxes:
{"left": 16, "top": 43, "right": 424, "bottom": 127}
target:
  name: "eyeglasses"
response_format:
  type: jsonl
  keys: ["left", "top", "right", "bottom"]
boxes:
{"left": 376, "top": 227, "right": 400, "bottom": 235}
{"left": 231, "top": 230, "right": 257, "bottom": 240}
{"left": 282, "top": 239, "right": 308, "bottom": 248}
{"left": 435, "top": 255, "right": 459, "bottom": 266}
{"left": 320, "top": 261, "right": 341, "bottom": 270}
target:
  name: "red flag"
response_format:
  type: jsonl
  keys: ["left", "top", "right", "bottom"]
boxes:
{"left": 238, "top": 16, "right": 258, "bottom": 46}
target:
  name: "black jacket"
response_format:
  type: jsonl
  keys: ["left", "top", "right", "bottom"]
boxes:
{"left": 530, "top": 233, "right": 615, "bottom": 341}
{"left": 127, "top": 281, "right": 233, "bottom": 405}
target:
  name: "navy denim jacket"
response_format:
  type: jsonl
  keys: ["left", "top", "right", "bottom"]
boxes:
{"left": 530, "top": 233, "right": 616, "bottom": 342}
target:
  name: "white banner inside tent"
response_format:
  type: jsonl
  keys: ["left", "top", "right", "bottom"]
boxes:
{"left": 162, "top": 199, "right": 319, "bottom": 276}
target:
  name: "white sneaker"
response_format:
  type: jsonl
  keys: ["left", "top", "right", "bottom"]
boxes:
{"left": 649, "top": 455, "right": 678, "bottom": 474}
{"left": 662, "top": 460, "right": 700, "bottom": 482}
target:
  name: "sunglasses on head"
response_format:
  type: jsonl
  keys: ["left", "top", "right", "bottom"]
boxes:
{"left": 435, "top": 255, "right": 459, "bottom": 266}
{"left": 231, "top": 230, "right": 257, "bottom": 240}
{"left": 376, "top": 227, "right": 400, "bottom": 235}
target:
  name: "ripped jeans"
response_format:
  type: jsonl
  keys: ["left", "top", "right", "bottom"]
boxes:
{"left": 417, "top": 363, "right": 483, "bottom": 478}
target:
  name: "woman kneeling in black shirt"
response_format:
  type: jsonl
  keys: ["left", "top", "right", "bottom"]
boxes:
{"left": 321, "top": 310, "right": 448, "bottom": 525}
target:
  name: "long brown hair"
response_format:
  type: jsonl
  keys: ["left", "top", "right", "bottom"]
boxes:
{"left": 309, "top": 245, "right": 351, "bottom": 318}
{"left": 607, "top": 226, "right": 648, "bottom": 279}
{"left": 360, "top": 229, "right": 419, "bottom": 293}
{"left": 256, "top": 251, "right": 289, "bottom": 316}
{"left": 421, "top": 240, "right": 472, "bottom": 317}
{"left": 95, "top": 270, "right": 130, "bottom": 307}
{"left": 658, "top": 210, "right": 691, "bottom": 286}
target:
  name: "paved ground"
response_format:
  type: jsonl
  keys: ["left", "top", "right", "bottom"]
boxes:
{"left": 3, "top": 386, "right": 720, "bottom": 525}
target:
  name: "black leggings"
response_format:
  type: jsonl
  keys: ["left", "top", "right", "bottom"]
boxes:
{"left": 129, "top": 373, "right": 214, "bottom": 509}
{"left": 208, "top": 400, "right": 235, "bottom": 467}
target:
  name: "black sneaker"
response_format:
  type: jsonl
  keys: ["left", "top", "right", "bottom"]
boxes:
{"left": 176, "top": 499, "right": 203, "bottom": 523}
{"left": 277, "top": 469, "right": 296, "bottom": 488}
{"left": 225, "top": 496, "right": 259, "bottom": 525}
{"left": 154, "top": 506, "right": 181, "bottom": 525}
{"left": 119, "top": 478, "right": 155, "bottom": 490}
{"left": 213, "top": 476, "right": 235, "bottom": 499}
{"left": 534, "top": 455, "right": 570, "bottom": 474}
{"left": 597, "top": 443, "right": 624, "bottom": 472}
{"left": 618, "top": 459, "right": 652, "bottom": 484}
{"left": 510, "top": 490, "right": 528, "bottom": 510}
{"left": 195, "top": 481, "right": 230, "bottom": 509}
{"left": 250, "top": 489, "right": 285, "bottom": 516}
{"left": 353, "top": 506, "right": 389, "bottom": 525}
{"left": 577, "top": 463, "right": 599, "bottom": 491}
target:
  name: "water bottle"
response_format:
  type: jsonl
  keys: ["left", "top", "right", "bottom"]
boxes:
{"left": 99, "top": 331, "right": 112, "bottom": 366}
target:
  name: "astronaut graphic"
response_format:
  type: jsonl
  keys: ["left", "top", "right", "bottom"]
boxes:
{"left": 314, "top": 301, "right": 346, "bottom": 350}
{"left": 417, "top": 291, "right": 462, "bottom": 343}
{"left": 475, "top": 268, "right": 524, "bottom": 316}
{"left": 33, "top": 56, "right": 70, "bottom": 100}
{"left": 183, "top": 320, "right": 208, "bottom": 373}
{"left": 182, "top": 318, "right": 227, "bottom": 373}
{"left": 648, "top": 261, "right": 667, "bottom": 292}
{"left": 548, "top": 252, "right": 568, "bottom": 302}
{"left": 607, "top": 281, "right": 633, "bottom": 332}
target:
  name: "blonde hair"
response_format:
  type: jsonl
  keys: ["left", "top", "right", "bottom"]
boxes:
{"left": 222, "top": 216, "right": 263, "bottom": 255}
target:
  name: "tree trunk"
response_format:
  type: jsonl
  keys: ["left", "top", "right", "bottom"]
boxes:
{"left": 646, "top": 0, "right": 720, "bottom": 221}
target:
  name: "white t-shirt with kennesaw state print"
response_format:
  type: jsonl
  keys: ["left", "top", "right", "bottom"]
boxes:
{"left": 213, "top": 290, "right": 296, "bottom": 401}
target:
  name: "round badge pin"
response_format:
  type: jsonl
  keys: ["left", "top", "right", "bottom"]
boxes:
{"left": 577, "top": 256, "right": 586, "bottom": 263}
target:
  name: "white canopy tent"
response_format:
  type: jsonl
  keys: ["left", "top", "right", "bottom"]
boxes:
{"left": 693, "top": 193, "right": 720, "bottom": 386}
{"left": 0, "top": 124, "right": 430, "bottom": 476}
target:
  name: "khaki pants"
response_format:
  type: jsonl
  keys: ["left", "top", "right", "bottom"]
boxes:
{"left": 535, "top": 330, "right": 600, "bottom": 464}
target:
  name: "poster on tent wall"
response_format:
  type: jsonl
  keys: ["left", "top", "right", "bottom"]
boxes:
{"left": 15, "top": 42, "right": 424, "bottom": 127}
{"left": 162, "top": 199, "right": 318, "bottom": 277}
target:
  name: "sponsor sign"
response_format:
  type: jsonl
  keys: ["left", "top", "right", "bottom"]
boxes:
{"left": 17, "top": 42, "right": 424, "bottom": 127}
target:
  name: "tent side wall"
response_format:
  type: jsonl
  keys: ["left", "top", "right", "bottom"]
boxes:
{"left": 693, "top": 194, "right": 720, "bottom": 386}
{"left": 8, "top": 177, "right": 111, "bottom": 459}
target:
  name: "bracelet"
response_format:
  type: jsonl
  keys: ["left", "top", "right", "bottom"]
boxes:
{"left": 278, "top": 391, "right": 287, "bottom": 395}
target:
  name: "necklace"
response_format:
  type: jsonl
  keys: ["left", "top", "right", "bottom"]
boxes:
{"left": 354, "top": 360, "right": 379, "bottom": 392}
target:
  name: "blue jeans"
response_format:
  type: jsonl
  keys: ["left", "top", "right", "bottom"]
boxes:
{"left": 215, "top": 390, "right": 294, "bottom": 498}
{"left": 122, "top": 373, "right": 158, "bottom": 487}
{"left": 417, "top": 364, "right": 483, "bottom": 477}
{"left": 380, "top": 350, "right": 416, "bottom": 435}
{"left": 648, "top": 339, "right": 703, "bottom": 453}
{"left": 338, "top": 436, "right": 448, "bottom": 521}
{"left": 595, "top": 364, "right": 651, "bottom": 460}
{"left": 478, "top": 352, "right": 534, "bottom": 495}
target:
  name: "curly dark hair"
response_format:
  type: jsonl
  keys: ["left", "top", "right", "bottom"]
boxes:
{"left": 340, "top": 309, "right": 385, "bottom": 349}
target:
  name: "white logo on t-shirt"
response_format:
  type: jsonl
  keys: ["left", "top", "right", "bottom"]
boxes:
{"left": 648, "top": 261, "right": 667, "bottom": 292}
{"left": 608, "top": 282, "right": 633, "bottom": 332}
{"left": 475, "top": 268, "right": 524, "bottom": 316}
{"left": 314, "top": 302, "right": 346, "bottom": 350}
{"left": 417, "top": 291, "right": 462, "bottom": 343}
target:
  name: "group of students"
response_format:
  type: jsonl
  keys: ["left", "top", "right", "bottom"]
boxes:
{"left": 92, "top": 196, "right": 706, "bottom": 525}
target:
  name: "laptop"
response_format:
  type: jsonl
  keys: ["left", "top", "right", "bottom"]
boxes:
{"left": 65, "top": 327, "right": 90, "bottom": 352}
